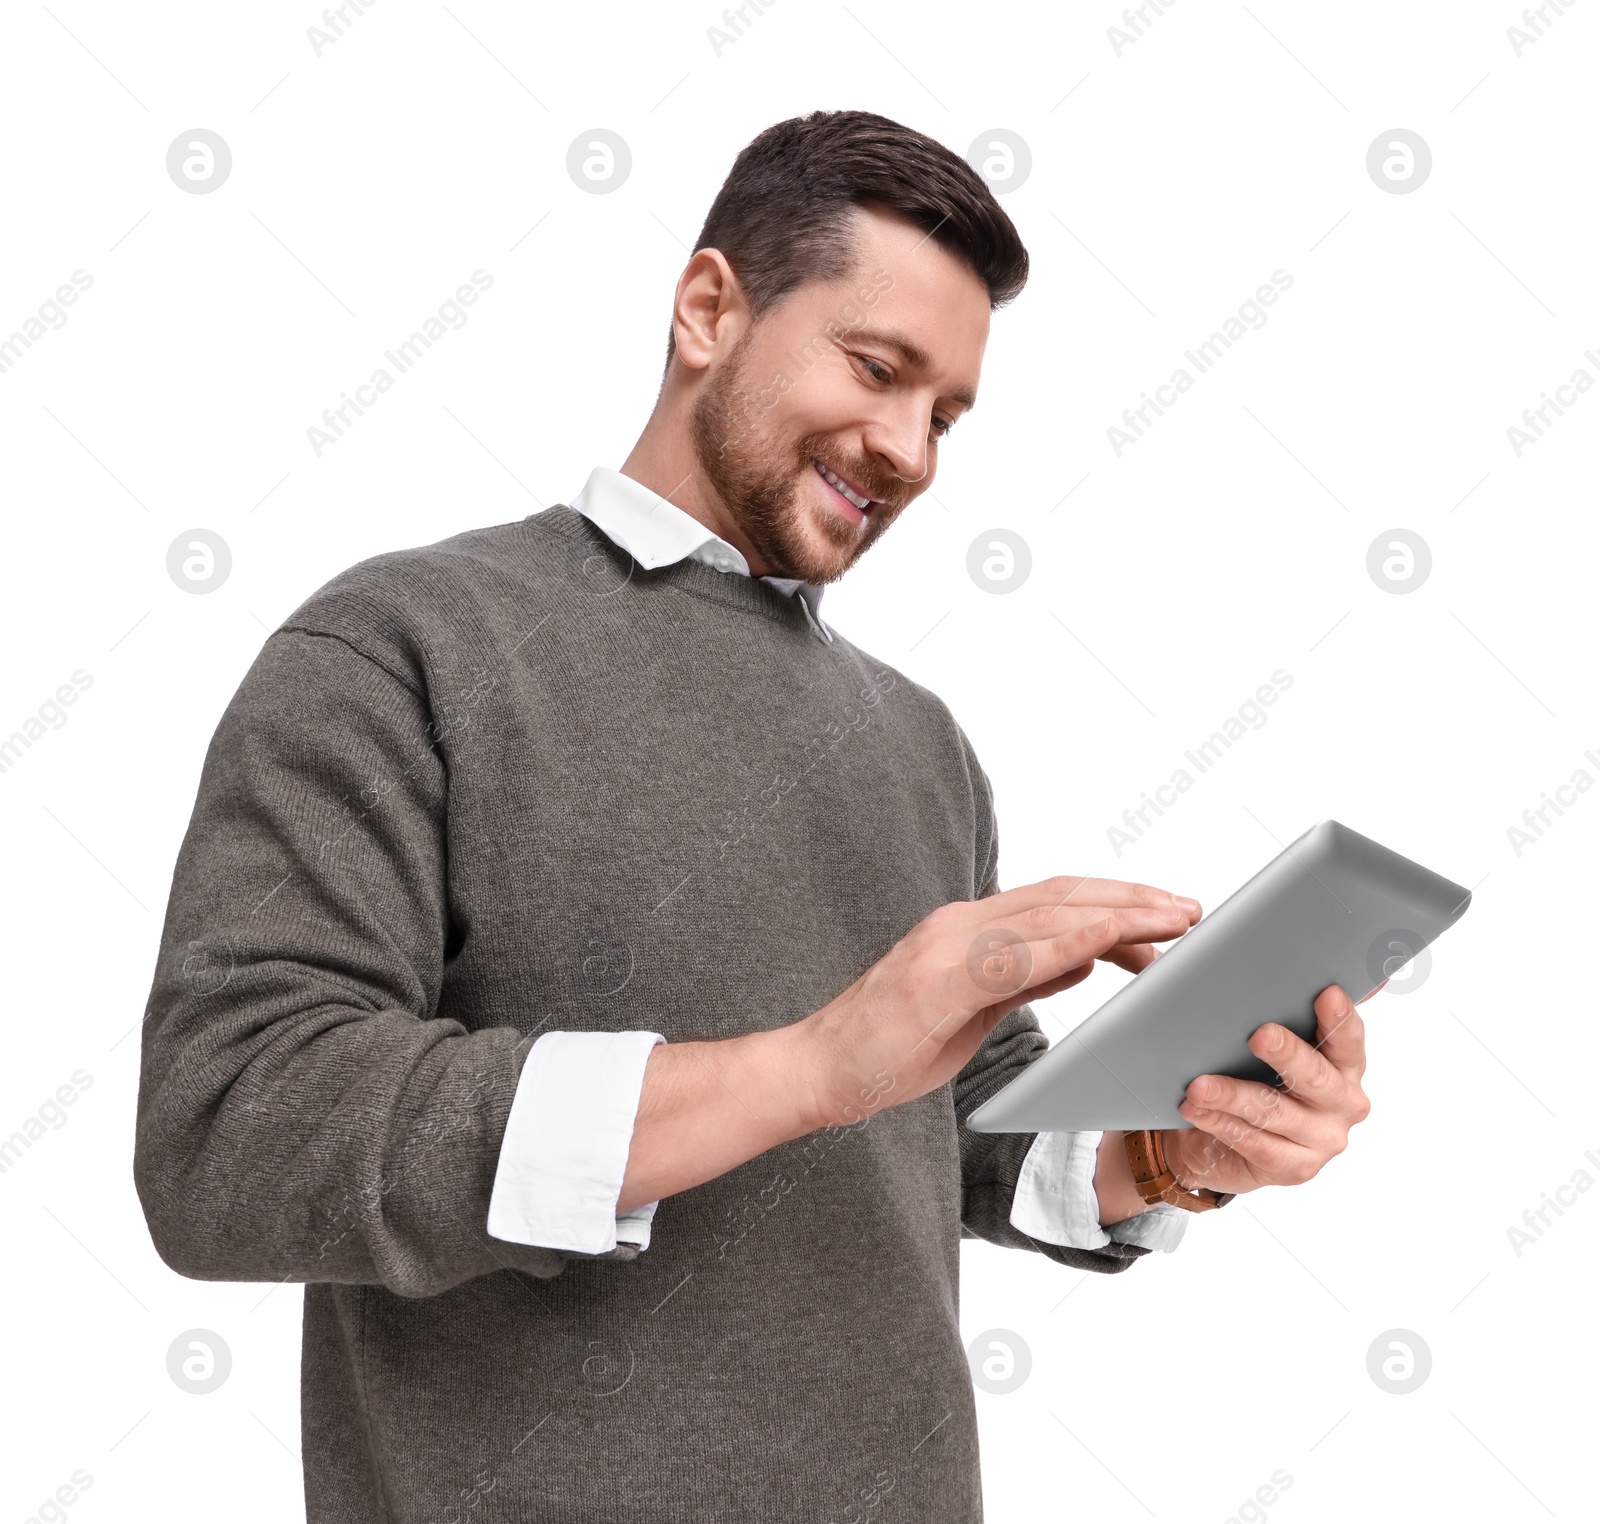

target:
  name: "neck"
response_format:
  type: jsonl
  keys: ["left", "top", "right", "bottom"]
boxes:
{"left": 620, "top": 404, "right": 777, "bottom": 577}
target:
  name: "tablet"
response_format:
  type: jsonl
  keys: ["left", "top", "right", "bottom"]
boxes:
{"left": 964, "top": 819, "right": 1472, "bottom": 1133}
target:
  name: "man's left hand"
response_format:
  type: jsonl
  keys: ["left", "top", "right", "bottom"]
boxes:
{"left": 1167, "top": 982, "right": 1374, "bottom": 1198}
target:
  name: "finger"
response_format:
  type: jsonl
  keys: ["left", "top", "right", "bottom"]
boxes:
{"left": 966, "top": 901, "right": 1191, "bottom": 976}
{"left": 1181, "top": 1072, "right": 1312, "bottom": 1143}
{"left": 980, "top": 875, "right": 1202, "bottom": 923}
{"left": 1001, "top": 961, "right": 1097, "bottom": 1010}
{"left": 1027, "top": 914, "right": 1131, "bottom": 993}
{"left": 1021, "top": 905, "right": 1195, "bottom": 976}
{"left": 1030, "top": 905, "right": 1198, "bottom": 988}
{"left": 1106, "top": 928, "right": 1194, "bottom": 975}
{"left": 996, "top": 933, "right": 1162, "bottom": 1012}
{"left": 1245, "top": 1022, "right": 1346, "bottom": 1110}
{"left": 1024, "top": 901, "right": 1197, "bottom": 945}
{"left": 1312, "top": 984, "right": 1367, "bottom": 1081}
{"left": 957, "top": 913, "right": 1119, "bottom": 1011}
{"left": 1101, "top": 941, "right": 1159, "bottom": 975}
{"left": 960, "top": 906, "right": 1191, "bottom": 1011}
{"left": 1179, "top": 1106, "right": 1325, "bottom": 1185}
{"left": 988, "top": 935, "right": 1162, "bottom": 1021}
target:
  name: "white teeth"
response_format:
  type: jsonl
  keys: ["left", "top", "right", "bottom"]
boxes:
{"left": 813, "top": 458, "right": 872, "bottom": 512}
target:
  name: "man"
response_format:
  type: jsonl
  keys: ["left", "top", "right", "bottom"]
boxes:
{"left": 134, "top": 109, "right": 1370, "bottom": 1521}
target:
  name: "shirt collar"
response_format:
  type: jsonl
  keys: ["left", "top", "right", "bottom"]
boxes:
{"left": 567, "top": 466, "right": 831, "bottom": 638}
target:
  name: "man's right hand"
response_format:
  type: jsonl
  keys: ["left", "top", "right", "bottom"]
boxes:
{"left": 617, "top": 876, "right": 1200, "bottom": 1214}
{"left": 793, "top": 877, "right": 1202, "bottom": 1131}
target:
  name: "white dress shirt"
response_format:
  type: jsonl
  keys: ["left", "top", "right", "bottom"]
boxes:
{"left": 484, "top": 467, "right": 1187, "bottom": 1258}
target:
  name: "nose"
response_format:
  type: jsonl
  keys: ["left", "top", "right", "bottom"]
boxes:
{"left": 862, "top": 403, "right": 931, "bottom": 488}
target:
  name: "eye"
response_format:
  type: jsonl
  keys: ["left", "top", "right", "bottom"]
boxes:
{"left": 854, "top": 354, "right": 956, "bottom": 440}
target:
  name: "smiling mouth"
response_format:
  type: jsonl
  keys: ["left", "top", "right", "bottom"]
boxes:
{"left": 810, "top": 457, "right": 878, "bottom": 522}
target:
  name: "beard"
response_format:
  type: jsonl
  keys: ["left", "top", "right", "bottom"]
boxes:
{"left": 688, "top": 333, "right": 906, "bottom": 585}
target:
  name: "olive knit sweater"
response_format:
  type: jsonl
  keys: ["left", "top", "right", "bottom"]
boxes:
{"left": 133, "top": 505, "right": 1148, "bottom": 1522}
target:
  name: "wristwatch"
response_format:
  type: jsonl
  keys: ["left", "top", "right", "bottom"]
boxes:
{"left": 1122, "top": 1128, "right": 1234, "bottom": 1212}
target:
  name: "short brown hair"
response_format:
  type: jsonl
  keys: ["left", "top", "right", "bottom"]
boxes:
{"left": 662, "top": 109, "right": 1028, "bottom": 376}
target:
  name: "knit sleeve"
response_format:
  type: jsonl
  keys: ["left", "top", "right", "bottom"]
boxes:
{"left": 133, "top": 627, "right": 637, "bottom": 1299}
{"left": 949, "top": 728, "right": 1150, "bottom": 1274}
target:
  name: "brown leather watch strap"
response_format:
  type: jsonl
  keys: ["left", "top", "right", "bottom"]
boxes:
{"left": 1122, "top": 1128, "right": 1234, "bottom": 1212}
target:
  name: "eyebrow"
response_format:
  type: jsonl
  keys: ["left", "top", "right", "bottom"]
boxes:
{"left": 847, "top": 325, "right": 978, "bottom": 413}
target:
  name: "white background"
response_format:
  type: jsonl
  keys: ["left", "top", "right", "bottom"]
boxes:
{"left": 2, "top": 2, "right": 1595, "bottom": 1520}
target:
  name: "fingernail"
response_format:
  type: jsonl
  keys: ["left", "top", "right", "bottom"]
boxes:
{"left": 1171, "top": 895, "right": 1200, "bottom": 914}
{"left": 1193, "top": 1077, "right": 1217, "bottom": 1100}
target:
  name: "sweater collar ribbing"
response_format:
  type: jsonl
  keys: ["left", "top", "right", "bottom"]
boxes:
{"left": 534, "top": 505, "right": 831, "bottom": 640}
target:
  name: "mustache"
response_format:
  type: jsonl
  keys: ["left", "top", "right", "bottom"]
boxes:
{"left": 803, "top": 451, "right": 906, "bottom": 509}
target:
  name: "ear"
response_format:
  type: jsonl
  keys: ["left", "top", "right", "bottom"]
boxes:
{"left": 671, "top": 248, "right": 748, "bottom": 371}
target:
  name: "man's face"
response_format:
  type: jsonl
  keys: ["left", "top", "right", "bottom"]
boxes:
{"left": 687, "top": 206, "right": 991, "bottom": 585}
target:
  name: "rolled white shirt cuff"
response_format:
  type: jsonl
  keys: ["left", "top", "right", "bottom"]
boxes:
{"left": 487, "top": 1030, "right": 665, "bottom": 1254}
{"left": 1008, "top": 1128, "right": 1189, "bottom": 1254}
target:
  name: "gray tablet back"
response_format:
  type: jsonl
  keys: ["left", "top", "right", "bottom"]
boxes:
{"left": 965, "top": 819, "right": 1471, "bottom": 1132}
